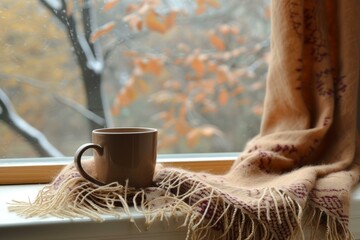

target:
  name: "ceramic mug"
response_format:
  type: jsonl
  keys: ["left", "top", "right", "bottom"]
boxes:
{"left": 74, "top": 127, "right": 157, "bottom": 187}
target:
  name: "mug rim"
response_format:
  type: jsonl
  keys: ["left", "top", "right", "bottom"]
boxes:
{"left": 93, "top": 127, "right": 157, "bottom": 134}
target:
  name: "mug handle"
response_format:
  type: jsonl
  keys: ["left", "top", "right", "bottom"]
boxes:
{"left": 74, "top": 143, "right": 105, "bottom": 186}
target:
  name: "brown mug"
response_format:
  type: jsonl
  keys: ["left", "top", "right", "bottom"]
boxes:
{"left": 74, "top": 127, "right": 157, "bottom": 188}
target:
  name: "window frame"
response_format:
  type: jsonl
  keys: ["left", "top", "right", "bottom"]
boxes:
{"left": 0, "top": 153, "right": 236, "bottom": 185}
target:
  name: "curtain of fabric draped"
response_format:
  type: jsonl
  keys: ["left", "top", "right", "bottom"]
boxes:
{"left": 9, "top": 0, "right": 360, "bottom": 239}
{"left": 220, "top": 0, "right": 360, "bottom": 238}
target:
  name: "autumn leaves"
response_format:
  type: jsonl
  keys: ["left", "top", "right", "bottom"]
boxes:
{"left": 90, "top": 0, "right": 223, "bottom": 42}
{"left": 88, "top": 0, "right": 267, "bottom": 151}
{"left": 91, "top": 0, "right": 180, "bottom": 43}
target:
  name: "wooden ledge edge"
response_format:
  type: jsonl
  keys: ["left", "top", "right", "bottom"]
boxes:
{"left": 0, "top": 160, "right": 234, "bottom": 185}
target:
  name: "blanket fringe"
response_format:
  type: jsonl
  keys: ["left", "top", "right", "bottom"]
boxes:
{"left": 8, "top": 166, "right": 138, "bottom": 223}
{"left": 8, "top": 167, "right": 353, "bottom": 240}
{"left": 303, "top": 205, "right": 354, "bottom": 240}
{"left": 154, "top": 169, "right": 306, "bottom": 240}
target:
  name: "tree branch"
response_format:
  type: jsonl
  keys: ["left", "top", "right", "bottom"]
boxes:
{"left": 40, "top": 0, "right": 104, "bottom": 73}
{"left": 40, "top": 0, "right": 86, "bottom": 67}
{"left": 82, "top": 0, "right": 96, "bottom": 56}
{"left": 40, "top": 0, "right": 108, "bottom": 130}
{"left": 0, "top": 89, "right": 63, "bottom": 157}
{"left": 0, "top": 73, "right": 105, "bottom": 126}
{"left": 53, "top": 95, "right": 105, "bottom": 126}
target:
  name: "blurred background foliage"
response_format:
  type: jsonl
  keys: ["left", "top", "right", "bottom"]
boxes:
{"left": 0, "top": 0, "right": 270, "bottom": 158}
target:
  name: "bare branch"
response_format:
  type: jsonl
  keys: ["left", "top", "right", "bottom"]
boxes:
{"left": 81, "top": 0, "right": 96, "bottom": 56}
{"left": 39, "top": 0, "right": 108, "bottom": 130}
{"left": 39, "top": 0, "right": 103, "bottom": 73}
{"left": 0, "top": 89, "right": 63, "bottom": 157}
{"left": 53, "top": 95, "right": 105, "bottom": 126}
{"left": 0, "top": 73, "right": 105, "bottom": 126}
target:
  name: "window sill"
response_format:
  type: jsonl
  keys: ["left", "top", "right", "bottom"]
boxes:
{"left": 0, "top": 184, "right": 188, "bottom": 240}
{"left": 1, "top": 184, "right": 360, "bottom": 239}
{"left": 0, "top": 153, "right": 236, "bottom": 184}
{"left": 0, "top": 153, "right": 235, "bottom": 240}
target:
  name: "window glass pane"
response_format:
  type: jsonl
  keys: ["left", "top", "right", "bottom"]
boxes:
{"left": 0, "top": 0, "right": 270, "bottom": 158}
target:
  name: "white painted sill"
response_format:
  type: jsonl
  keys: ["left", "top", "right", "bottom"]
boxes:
{"left": 1, "top": 185, "right": 360, "bottom": 239}
{"left": 0, "top": 184, "right": 188, "bottom": 240}
{"left": 0, "top": 154, "right": 360, "bottom": 240}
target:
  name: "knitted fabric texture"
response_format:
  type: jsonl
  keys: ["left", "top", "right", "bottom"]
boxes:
{"left": 9, "top": 0, "right": 360, "bottom": 239}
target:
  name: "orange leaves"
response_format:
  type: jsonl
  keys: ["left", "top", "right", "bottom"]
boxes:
{"left": 186, "top": 125, "right": 222, "bottom": 148}
{"left": 117, "top": 84, "right": 136, "bottom": 106}
{"left": 191, "top": 57, "right": 206, "bottom": 77}
{"left": 145, "top": 58, "right": 163, "bottom": 76}
{"left": 90, "top": 22, "right": 115, "bottom": 43}
{"left": 206, "top": 0, "right": 221, "bottom": 8}
{"left": 125, "top": 3, "right": 140, "bottom": 14}
{"left": 145, "top": 9, "right": 177, "bottom": 34}
{"left": 123, "top": 5, "right": 178, "bottom": 34}
{"left": 102, "top": 0, "right": 178, "bottom": 34}
{"left": 176, "top": 118, "right": 191, "bottom": 135}
{"left": 183, "top": 51, "right": 208, "bottom": 79}
{"left": 111, "top": 77, "right": 149, "bottom": 116}
{"left": 116, "top": 79, "right": 136, "bottom": 105}
{"left": 134, "top": 57, "right": 164, "bottom": 76}
{"left": 215, "top": 65, "right": 235, "bottom": 84}
{"left": 207, "top": 24, "right": 245, "bottom": 54}
{"left": 218, "top": 88, "right": 228, "bottom": 106}
{"left": 124, "top": 54, "right": 164, "bottom": 76}
{"left": 189, "top": 59, "right": 235, "bottom": 85}
{"left": 208, "top": 32, "right": 225, "bottom": 51}
{"left": 186, "top": 54, "right": 234, "bottom": 84}
{"left": 104, "top": 0, "right": 268, "bottom": 153}
{"left": 195, "top": 0, "right": 221, "bottom": 15}
{"left": 149, "top": 91, "right": 184, "bottom": 104}
{"left": 103, "top": 0, "right": 121, "bottom": 12}
{"left": 154, "top": 100, "right": 223, "bottom": 149}
{"left": 164, "top": 11, "right": 177, "bottom": 29}
{"left": 135, "top": 78, "right": 149, "bottom": 93}
{"left": 146, "top": 9, "right": 167, "bottom": 33}
{"left": 126, "top": 15, "right": 143, "bottom": 31}
{"left": 194, "top": 92, "right": 206, "bottom": 103}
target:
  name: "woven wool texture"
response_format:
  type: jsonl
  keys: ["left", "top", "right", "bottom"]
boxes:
{"left": 9, "top": 0, "right": 360, "bottom": 239}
